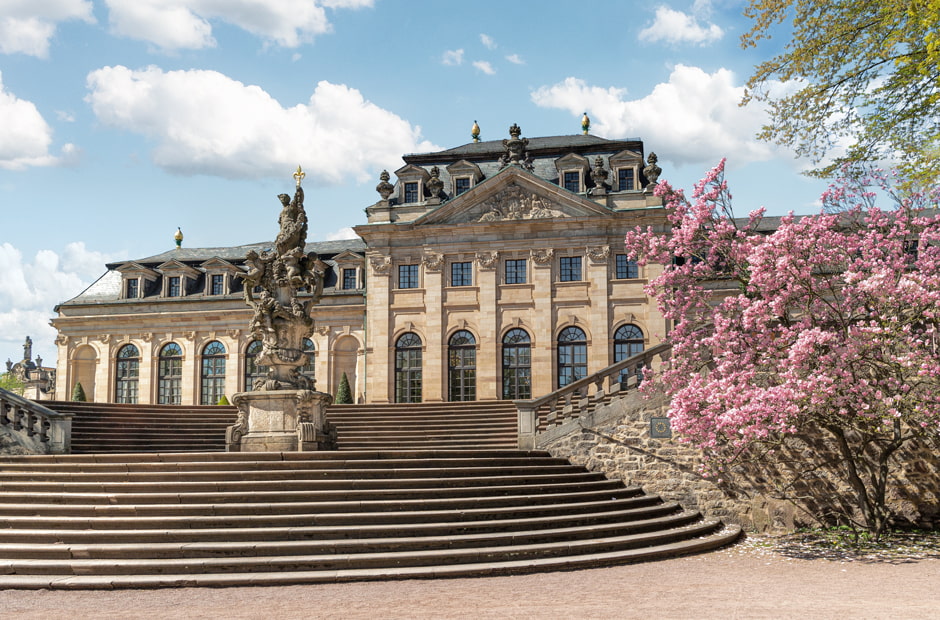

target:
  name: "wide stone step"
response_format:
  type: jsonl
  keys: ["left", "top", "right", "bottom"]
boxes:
{"left": 0, "top": 502, "right": 687, "bottom": 544}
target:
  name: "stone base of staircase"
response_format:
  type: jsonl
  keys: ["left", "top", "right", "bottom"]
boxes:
{"left": 0, "top": 450, "right": 740, "bottom": 589}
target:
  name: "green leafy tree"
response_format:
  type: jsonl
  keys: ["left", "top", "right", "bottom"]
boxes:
{"left": 71, "top": 382, "right": 87, "bottom": 402}
{"left": 0, "top": 372, "right": 24, "bottom": 395}
{"left": 335, "top": 372, "right": 353, "bottom": 404}
{"left": 742, "top": 0, "right": 940, "bottom": 186}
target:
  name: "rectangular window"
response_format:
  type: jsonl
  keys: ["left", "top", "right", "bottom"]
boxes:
{"left": 398, "top": 264, "right": 419, "bottom": 289}
{"left": 618, "top": 168, "right": 635, "bottom": 191}
{"left": 210, "top": 274, "right": 224, "bottom": 295}
{"left": 342, "top": 268, "right": 358, "bottom": 290}
{"left": 615, "top": 254, "right": 639, "bottom": 279}
{"left": 559, "top": 256, "right": 582, "bottom": 282}
{"left": 404, "top": 182, "right": 419, "bottom": 203}
{"left": 505, "top": 259, "right": 527, "bottom": 284}
{"left": 168, "top": 276, "right": 181, "bottom": 297}
{"left": 125, "top": 278, "right": 139, "bottom": 299}
{"left": 563, "top": 171, "right": 581, "bottom": 193}
{"left": 451, "top": 261, "right": 472, "bottom": 287}
{"left": 454, "top": 177, "right": 471, "bottom": 195}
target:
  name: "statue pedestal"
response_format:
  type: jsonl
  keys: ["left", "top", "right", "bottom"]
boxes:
{"left": 226, "top": 389, "right": 334, "bottom": 452}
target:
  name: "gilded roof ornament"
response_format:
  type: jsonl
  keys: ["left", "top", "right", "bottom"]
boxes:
{"left": 293, "top": 165, "right": 306, "bottom": 188}
{"left": 471, "top": 120, "right": 481, "bottom": 143}
{"left": 581, "top": 112, "right": 590, "bottom": 135}
{"left": 174, "top": 227, "right": 183, "bottom": 248}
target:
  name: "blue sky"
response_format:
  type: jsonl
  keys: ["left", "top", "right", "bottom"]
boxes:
{"left": 0, "top": 0, "right": 828, "bottom": 364}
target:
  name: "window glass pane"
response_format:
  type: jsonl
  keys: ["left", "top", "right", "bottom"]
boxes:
{"left": 557, "top": 327, "right": 587, "bottom": 388}
{"left": 505, "top": 259, "right": 527, "bottom": 284}
{"left": 618, "top": 168, "right": 635, "bottom": 191}
{"left": 115, "top": 344, "right": 140, "bottom": 404}
{"left": 201, "top": 341, "right": 226, "bottom": 404}
{"left": 563, "top": 171, "right": 580, "bottom": 192}
{"left": 210, "top": 274, "right": 224, "bottom": 295}
{"left": 560, "top": 256, "right": 582, "bottom": 282}
{"left": 342, "top": 268, "right": 357, "bottom": 290}
{"left": 616, "top": 254, "right": 639, "bottom": 279}
{"left": 126, "top": 278, "right": 138, "bottom": 299}
{"left": 395, "top": 333, "right": 422, "bottom": 402}
{"left": 168, "top": 276, "right": 181, "bottom": 297}
{"left": 502, "top": 328, "right": 531, "bottom": 399}
{"left": 404, "top": 182, "right": 419, "bottom": 203}
{"left": 451, "top": 262, "right": 472, "bottom": 286}
{"left": 455, "top": 177, "right": 471, "bottom": 195}
{"left": 398, "top": 264, "right": 418, "bottom": 289}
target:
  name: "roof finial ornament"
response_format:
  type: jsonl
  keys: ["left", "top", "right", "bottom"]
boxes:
{"left": 293, "top": 165, "right": 305, "bottom": 188}
{"left": 375, "top": 169, "right": 394, "bottom": 201}
{"left": 581, "top": 112, "right": 590, "bottom": 135}
{"left": 471, "top": 120, "right": 481, "bottom": 143}
{"left": 499, "top": 123, "right": 534, "bottom": 171}
{"left": 174, "top": 227, "right": 183, "bottom": 249}
{"left": 643, "top": 152, "right": 662, "bottom": 193}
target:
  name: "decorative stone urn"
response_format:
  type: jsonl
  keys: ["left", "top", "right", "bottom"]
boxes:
{"left": 226, "top": 167, "right": 335, "bottom": 452}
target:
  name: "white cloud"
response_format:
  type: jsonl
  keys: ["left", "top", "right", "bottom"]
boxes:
{"left": 0, "top": 72, "right": 75, "bottom": 169}
{"left": 638, "top": 5, "right": 723, "bottom": 46}
{"left": 472, "top": 60, "right": 495, "bottom": 75}
{"left": 103, "top": 0, "right": 372, "bottom": 51}
{"left": 0, "top": 0, "right": 95, "bottom": 57}
{"left": 325, "top": 227, "right": 356, "bottom": 241}
{"left": 442, "top": 48, "right": 464, "bottom": 66}
{"left": 480, "top": 33, "right": 496, "bottom": 50}
{"left": 531, "top": 67, "right": 779, "bottom": 167}
{"left": 505, "top": 53, "right": 524, "bottom": 65}
{"left": 85, "top": 65, "right": 438, "bottom": 183}
{"left": 0, "top": 242, "right": 118, "bottom": 365}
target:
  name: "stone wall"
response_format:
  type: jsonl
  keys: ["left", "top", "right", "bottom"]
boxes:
{"left": 541, "top": 390, "right": 940, "bottom": 532}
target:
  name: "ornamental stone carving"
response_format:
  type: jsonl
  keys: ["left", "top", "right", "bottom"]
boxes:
{"left": 586, "top": 246, "right": 611, "bottom": 264}
{"left": 375, "top": 170, "right": 394, "bottom": 201}
{"left": 498, "top": 124, "right": 534, "bottom": 171}
{"left": 422, "top": 252, "right": 444, "bottom": 272}
{"left": 475, "top": 251, "right": 499, "bottom": 270}
{"left": 530, "top": 248, "right": 555, "bottom": 265}
{"left": 425, "top": 166, "right": 444, "bottom": 201}
{"left": 475, "top": 184, "right": 566, "bottom": 222}
{"left": 590, "top": 156, "right": 608, "bottom": 195}
{"left": 643, "top": 152, "right": 662, "bottom": 192}
{"left": 370, "top": 255, "right": 391, "bottom": 275}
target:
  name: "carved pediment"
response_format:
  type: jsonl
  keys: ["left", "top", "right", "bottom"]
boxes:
{"left": 445, "top": 183, "right": 568, "bottom": 224}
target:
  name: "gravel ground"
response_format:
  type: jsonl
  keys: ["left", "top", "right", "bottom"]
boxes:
{"left": 2, "top": 534, "right": 939, "bottom": 619}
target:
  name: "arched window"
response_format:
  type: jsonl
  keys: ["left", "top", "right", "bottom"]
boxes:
{"left": 158, "top": 342, "right": 183, "bottom": 405}
{"left": 448, "top": 330, "right": 476, "bottom": 402}
{"left": 244, "top": 340, "right": 266, "bottom": 391}
{"left": 614, "top": 324, "right": 645, "bottom": 385}
{"left": 300, "top": 338, "right": 315, "bottom": 385}
{"left": 115, "top": 344, "right": 140, "bottom": 404}
{"left": 502, "top": 328, "right": 531, "bottom": 400}
{"left": 557, "top": 327, "right": 587, "bottom": 388}
{"left": 394, "top": 332, "right": 422, "bottom": 403}
{"left": 200, "top": 341, "right": 227, "bottom": 405}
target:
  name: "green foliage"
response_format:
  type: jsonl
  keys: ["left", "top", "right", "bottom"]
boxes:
{"left": 71, "top": 382, "right": 87, "bottom": 402}
{"left": 0, "top": 372, "right": 24, "bottom": 395}
{"left": 742, "top": 0, "right": 940, "bottom": 186}
{"left": 335, "top": 372, "right": 353, "bottom": 404}
{"left": 216, "top": 395, "right": 231, "bottom": 406}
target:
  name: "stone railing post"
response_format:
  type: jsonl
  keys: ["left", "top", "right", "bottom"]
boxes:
{"left": 515, "top": 401, "right": 539, "bottom": 450}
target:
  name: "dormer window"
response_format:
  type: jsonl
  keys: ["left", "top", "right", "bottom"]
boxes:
{"left": 617, "top": 168, "right": 635, "bottom": 191}
{"left": 563, "top": 171, "right": 581, "bottom": 193}
{"left": 210, "top": 274, "right": 225, "bottom": 295}
{"left": 454, "top": 177, "right": 471, "bottom": 195}
{"left": 126, "top": 278, "right": 139, "bottom": 299}
{"left": 116, "top": 261, "right": 159, "bottom": 300}
{"left": 168, "top": 277, "right": 181, "bottom": 297}
{"left": 404, "top": 182, "right": 420, "bottom": 203}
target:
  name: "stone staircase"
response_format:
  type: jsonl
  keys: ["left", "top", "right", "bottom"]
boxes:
{"left": 0, "top": 450, "right": 740, "bottom": 589}
{"left": 45, "top": 401, "right": 237, "bottom": 454}
{"left": 327, "top": 401, "right": 518, "bottom": 450}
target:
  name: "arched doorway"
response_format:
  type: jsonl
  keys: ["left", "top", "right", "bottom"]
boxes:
{"left": 394, "top": 333, "right": 422, "bottom": 403}
{"left": 557, "top": 326, "right": 587, "bottom": 388}
{"left": 448, "top": 330, "right": 476, "bottom": 402}
{"left": 332, "top": 335, "right": 358, "bottom": 401}
{"left": 70, "top": 345, "right": 97, "bottom": 402}
{"left": 114, "top": 343, "right": 140, "bottom": 404}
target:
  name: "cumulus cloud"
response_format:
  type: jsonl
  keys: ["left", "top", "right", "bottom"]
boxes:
{"left": 0, "top": 0, "right": 95, "bottom": 57}
{"left": 479, "top": 33, "right": 496, "bottom": 50}
{"left": 325, "top": 226, "right": 356, "bottom": 241}
{"left": 0, "top": 242, "right": 118, "bottom": 365}
{"left": 531, "top": 67, "right": 779, "bottom": 167}
{"left": 0, "top": 72, "right": 75, "bottom": 169}
{"left": 85, "top": 65, "right": 437, "bottom": 183}
{"left": 442, "top": 48, "right": 464, "bottom": 66}
{"left": 103, "top": 0, "right": 372, "bottom": 51}
{"left": 505, "top": 53, "right": 524, "bottom": 65}
{"left": 472, "top": 60, "right": 495, "bottom": 75}
{"left": 638, "top": 5, "right": 723, "bottom": 46}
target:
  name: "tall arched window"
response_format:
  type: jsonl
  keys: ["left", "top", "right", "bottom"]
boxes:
{"left": 394, "top": 332, "right": 422, "bottom": 403}
{"left": 614, "top": 324, "right": 645, "bottom": 385}
{"left": 115, "top": 344, "right": 140, "bottom": 404}
{"left": 300, "top": 338, "right": 315, "bottom": 385}
{"left": 158, "top": 342, "right": 183, "bottom": 405}
{"left": 557, "top": 327, "right": 587, "bottom": 388}
{"left": 244, "top": 340, "right": 266, "bottom": 391}
{"left": 502, "top": 328, "right": 531, "bottom": 400}
{"left": 200, "top": 341, "right": 227, "bottom": 405}
{"left": 448, "top": 330, "right": 476, "bottom": 402}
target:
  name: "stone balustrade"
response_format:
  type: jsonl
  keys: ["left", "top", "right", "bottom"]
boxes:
{"left": 515, "top": 343, "right": 671, "bottom": 449}
{"left": 0, "top": 387, "right": 72, "bottom": 454}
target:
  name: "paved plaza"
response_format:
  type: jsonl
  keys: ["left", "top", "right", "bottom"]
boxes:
{"left": 2, "top": 540, "right": 937, "bottom": 619}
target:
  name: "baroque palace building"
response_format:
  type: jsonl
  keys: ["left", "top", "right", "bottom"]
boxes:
{"left": 51, "top": 124, "right": 669, "bottom": 405}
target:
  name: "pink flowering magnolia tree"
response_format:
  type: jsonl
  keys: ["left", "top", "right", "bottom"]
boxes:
{"left": 625, "top": 160, "right": 940, "bottom": 536}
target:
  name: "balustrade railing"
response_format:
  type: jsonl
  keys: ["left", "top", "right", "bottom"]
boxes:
{"left": 514, "top": 343, "right": 671, "bottom": 449}
{"left": 0, "top": 387, "right": 72, "bottom": 454}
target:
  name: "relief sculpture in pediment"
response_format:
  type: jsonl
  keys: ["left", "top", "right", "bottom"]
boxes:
{"left": 475, "top": 184, "right": 567, "bottom": 222}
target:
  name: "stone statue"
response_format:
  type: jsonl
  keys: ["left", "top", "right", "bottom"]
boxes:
{"left": 498, "top": 124, "right": 535, "bottom": 171}
{"left": 643, "top": 152, "right": 662, "bottom": 192}
{"left": 23, "top": 336, "right": 32, "bottom": 362}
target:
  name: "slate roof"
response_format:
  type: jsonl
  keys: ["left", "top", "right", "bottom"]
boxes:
{"left": 404, "top": 134, "right": 643, "bottom": 163}
{"left": 107, "top": 238, "right": 366, "bottom": 268}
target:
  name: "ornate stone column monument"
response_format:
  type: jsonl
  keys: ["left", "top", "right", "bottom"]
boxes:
{"left": 226, "top": 167, "right": 334, "bottom": 451}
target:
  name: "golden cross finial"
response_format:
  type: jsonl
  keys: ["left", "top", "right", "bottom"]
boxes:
{"left": 294, "top": 165, "right": 305, "bottom": 187}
